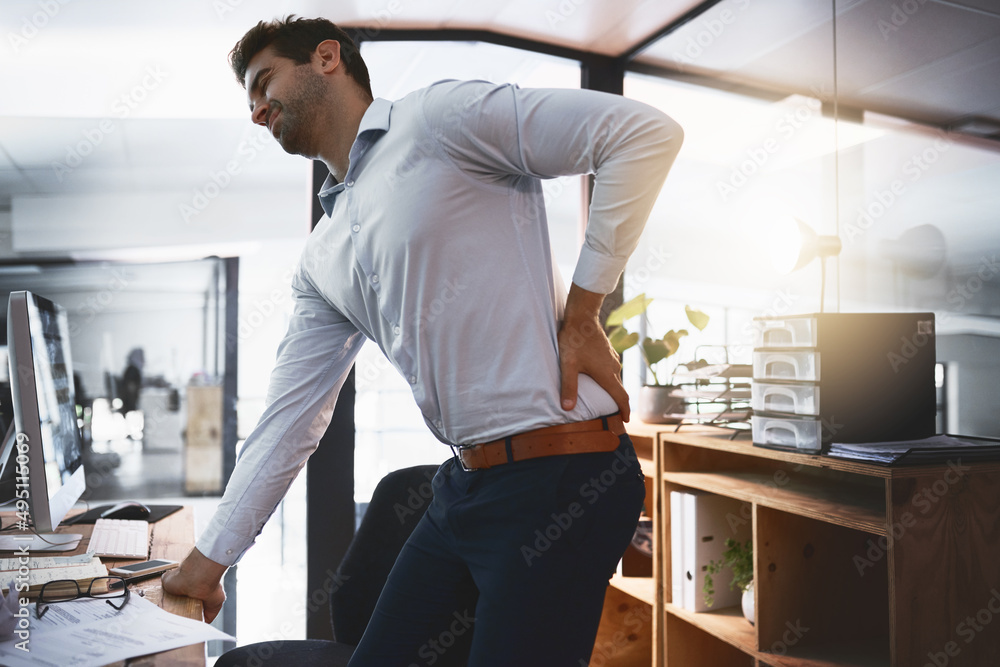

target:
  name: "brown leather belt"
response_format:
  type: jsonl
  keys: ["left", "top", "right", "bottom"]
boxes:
{"left": 454, "top": 414, "right": 626, "bottom": 471}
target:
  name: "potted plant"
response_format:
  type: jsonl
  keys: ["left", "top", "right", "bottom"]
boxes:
{"left": 605, "top": 294, "right": 709, "bottom": 423}
{"left": 703, "top": 537, "right": 755, "bottom": 623}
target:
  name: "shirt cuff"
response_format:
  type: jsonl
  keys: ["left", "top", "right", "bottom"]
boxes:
{"left": 195, "top": 514, "right": 255, "bottom": 567}
{"left": 572, "top": 244, "right": 627, "bottom": 294}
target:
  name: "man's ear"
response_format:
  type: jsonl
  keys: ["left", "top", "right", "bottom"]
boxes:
{"left": 314, "top": 39, "right": 342, "bottom": 74}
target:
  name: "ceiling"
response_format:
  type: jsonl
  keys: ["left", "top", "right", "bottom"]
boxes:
{"left": 1, "top": 0, "right": 997, "bottom": 210}
{"left": 0, "top": 0, "right": 998, "bottom": 314}
{"left": 637, "top": 0, "right": 1000, "bottom": 137}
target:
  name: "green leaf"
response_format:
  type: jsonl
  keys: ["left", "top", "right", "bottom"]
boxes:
{"left": 641, "top": 338, "right": 670, "bottom": 367}
{"left": 661, "top": 329, "right": 688, "bottom": 357}
{"left": 605, "top": 294, "right": 653, "bottom": 327}
{"left": 685, "top": 306, "right": 710, "bottom": 331}
{"left": 608, "top": 327, "right": 639, "bottom": 354}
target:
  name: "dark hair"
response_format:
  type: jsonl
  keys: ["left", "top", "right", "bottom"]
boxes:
{"left": 229, "top": 15, "right": 372, "bottom": 98}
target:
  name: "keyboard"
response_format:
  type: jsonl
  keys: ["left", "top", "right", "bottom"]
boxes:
{"left": 87, "top": 518, "right": 149, "bottom": 559}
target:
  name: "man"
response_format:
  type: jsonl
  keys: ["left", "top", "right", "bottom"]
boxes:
{"left": 164, "top": 15, "right": 683, "bottom": 666}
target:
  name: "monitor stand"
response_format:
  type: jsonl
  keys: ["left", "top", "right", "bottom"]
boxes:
{"left": 0, "top": 532, "right": 82, "bottom": 551}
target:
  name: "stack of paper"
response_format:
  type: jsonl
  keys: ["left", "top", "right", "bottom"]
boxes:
{"left": 0, "top": 595, "right": 233, "bottom": 666}
{"left": 829, "top": 434, "right": 1000, "bottom": 465}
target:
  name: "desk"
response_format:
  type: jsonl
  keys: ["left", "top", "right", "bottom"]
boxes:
{"left": 56, "top": 506, "right": 206, "bottom": 666}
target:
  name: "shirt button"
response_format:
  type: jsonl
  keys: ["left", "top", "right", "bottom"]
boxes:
{"left": 408, "top": 375, "right": 417, "bottom": 385}
{"left": 371, "top": 274, "right": 380, "bottom": 284}
{"left": 434, "top": 420, "right": 443, "bottom": 429}
{"left": 393, "top": 325, "right": 401, "bottom": 336}
{"left": 226, "top": 549, "right": 233, "bottom": 555}
{"left": 346, "top": 180, "right": 355, "bottom": 187}
{"left": 352, "top": 224, "right": 360, "bottom": 233}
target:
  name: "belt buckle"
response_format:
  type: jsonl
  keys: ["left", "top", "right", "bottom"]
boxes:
{"left": 450, "top": 445, "right": 477, "bottom": 472}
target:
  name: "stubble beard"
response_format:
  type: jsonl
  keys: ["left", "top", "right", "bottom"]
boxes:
{"left": 273, "top": 66, "right": 328, "bottom": 157}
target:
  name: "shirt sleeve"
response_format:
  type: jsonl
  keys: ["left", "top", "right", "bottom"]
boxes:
{"left": 420, "top": 80, "right": 683, "bottom": 294}
{"left": 196, "top": 268, "right": 365, "bottom": 566}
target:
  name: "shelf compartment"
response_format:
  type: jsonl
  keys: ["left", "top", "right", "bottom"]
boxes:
{"left": 667, "top": 603, "right": 756, "bottom": 656}
{"left": 667, "top": 604, "right": 886, "bottom": 667}
{"left": 762, "top": 639, "right": 889, "bottom": 667}
{"left": 665, "top": 610, "right": 755, "bottom": 666}
{"left": 756, "top": 507, "right": 889, "bottom": 666}
{"left": 610, "top": 573, "right": 655, "bottom": 606}
{"left": 594, "top": 582, "right": 654, "bottom": 667}
{"left": 663, "top": 470, "right": 886, "bottom": 536}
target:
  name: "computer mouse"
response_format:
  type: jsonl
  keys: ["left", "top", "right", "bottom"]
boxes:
{"left": 100, "top": 501, "right": 151, "bottom": 521}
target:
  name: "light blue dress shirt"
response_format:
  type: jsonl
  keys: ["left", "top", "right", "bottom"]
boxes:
{"left": 198, "top": 80, "right": 683, "bottom": 565}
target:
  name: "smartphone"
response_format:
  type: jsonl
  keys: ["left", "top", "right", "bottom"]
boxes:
{"left": 108, "top": 559, "right": 179, "bottom": 578}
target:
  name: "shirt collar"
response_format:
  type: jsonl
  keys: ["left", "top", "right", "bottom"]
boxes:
{"left": 318, "top": 98, "right": 393, "bottom": 216}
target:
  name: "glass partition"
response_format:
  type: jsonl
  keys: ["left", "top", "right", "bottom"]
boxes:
{"left": 626, "top": 0, "right": 1000, "bottom": 435}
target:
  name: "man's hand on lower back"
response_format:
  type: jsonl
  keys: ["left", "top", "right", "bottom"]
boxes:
{"left": 161, "top": 547, "right": 228, "bottom": 623}
{"left": 558, "top": 283, "right": 631, "bottom": 421}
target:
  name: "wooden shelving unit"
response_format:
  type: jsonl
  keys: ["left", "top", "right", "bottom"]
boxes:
{"left": 631, "top": 424, "right": 1000, "bottom": 667}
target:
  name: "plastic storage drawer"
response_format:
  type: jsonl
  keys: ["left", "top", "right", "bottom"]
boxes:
{"left": 754, "top": 317, "right": 818, "bottom": 349}
{"left": 752, "top": 350, "right": 820, "bottom": 382}
{"left": 751, "top": 381, "right": 820, "bottom": 416}
{"left": 751, "top": 414, "right": 822, "bottom": 453}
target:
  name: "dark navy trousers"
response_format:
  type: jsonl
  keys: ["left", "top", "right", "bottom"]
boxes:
{"left": 348, "top": 434, "right": 646, "bottom": 667}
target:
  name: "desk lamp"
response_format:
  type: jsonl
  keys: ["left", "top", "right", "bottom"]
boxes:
{"left": 768, "top": 215, "right": 842, "bottom": 312}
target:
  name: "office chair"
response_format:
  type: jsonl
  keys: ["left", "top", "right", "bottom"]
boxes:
{"left": 215, "top": 464, "right": 476, "bottom": 667}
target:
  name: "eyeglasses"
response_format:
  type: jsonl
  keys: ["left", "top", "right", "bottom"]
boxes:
{"left": 36, "top": 576, "right": 130, "bottom": 620}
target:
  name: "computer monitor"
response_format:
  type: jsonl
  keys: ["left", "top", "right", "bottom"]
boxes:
{"left": 0, "top": 290, "right": 85, "bottom": 550}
